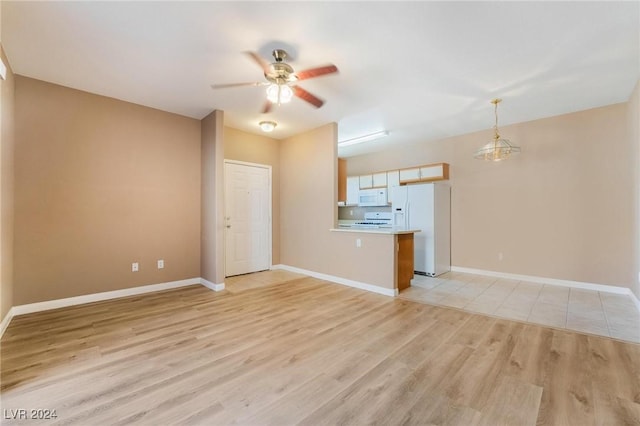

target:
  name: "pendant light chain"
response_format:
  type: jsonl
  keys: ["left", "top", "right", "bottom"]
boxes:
{"left": 493, "top": 99, "right": 501, "bottom": 140}
{"left": 493, "top": 99, "right": 500, "bottom": 153}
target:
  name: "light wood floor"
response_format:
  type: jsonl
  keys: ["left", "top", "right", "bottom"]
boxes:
{"left": 1, "top": 274, "right": 639, "bottom": 425}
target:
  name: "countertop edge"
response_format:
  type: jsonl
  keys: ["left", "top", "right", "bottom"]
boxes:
{"left": 329, "top": 228, "right": 421, "bottom": 235}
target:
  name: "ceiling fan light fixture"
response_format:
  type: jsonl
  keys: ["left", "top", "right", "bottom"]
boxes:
{"left": 259, "top": 121, "right": 277, "bottom": 132}
{"left": 474, "top": 98, "right": 520, "bottom": 161}
{"left": 212, "top": 50, "right": 337, "bottom": 112}
{"left": 266, "top": 84, "right": 279, "bottom": 103}
{"left": 266, "top": 83, "right": 293, "bottom": 104}
{"left": 280, "top": 85, "right": 293, "bottom": 103}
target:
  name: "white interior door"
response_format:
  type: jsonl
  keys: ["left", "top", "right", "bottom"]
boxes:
{"left": 224, "top": 161, "right": 271, "bottom": 277}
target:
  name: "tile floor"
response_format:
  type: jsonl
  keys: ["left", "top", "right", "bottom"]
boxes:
{"left": 400, "top": 271, "right": 640, "bottom": 343}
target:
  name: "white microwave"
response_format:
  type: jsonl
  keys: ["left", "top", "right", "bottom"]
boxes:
{"left": 358, "top": 188, "right": 388, "bottom": 207}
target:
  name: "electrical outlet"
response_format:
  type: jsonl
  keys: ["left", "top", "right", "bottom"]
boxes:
{"left": 498, "top": 252, "right": 503, "bottom": 261}
{"left": 356, "top": 238, "right": 362, "bottom": 248}
{"left": 157, "top": 259, "right": 164, "bottom": 269}
{"left": 349, "top": 210, "right": 354, "bottom": 216}
{"left": 132, "top": 262, "right": 139, "bottom": 272}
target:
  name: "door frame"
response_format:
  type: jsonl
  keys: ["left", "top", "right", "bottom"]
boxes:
{"left": 223, "top": 159, "right": 273, "bottom": 277}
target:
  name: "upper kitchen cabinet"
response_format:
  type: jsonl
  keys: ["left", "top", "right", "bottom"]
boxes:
{"left": 359, "top": 174, "right": 373, "bottom": 189}
{"left": 399, "top": 163, "right": 449, "bottom": 184}
{"left": 387, "top": 170, "right": 400, "bottom": 187}
{"left": 399, "top": 167, "right": 420, "bottom": 183}
{"left": 372, "top": 172, "right": 387, "bottom": 188}
{"left": 342, "top": 162, "right": 449, "bottom": 206}
{"left": 346, "top": 176, "right": 360, "bottom": 205}
{"left": 419, "top": 163, "right": 449, "bottom": 182}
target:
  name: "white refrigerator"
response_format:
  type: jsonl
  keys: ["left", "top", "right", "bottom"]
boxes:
{"left": 391, "top": 182, "right": 451, "bottom": 277}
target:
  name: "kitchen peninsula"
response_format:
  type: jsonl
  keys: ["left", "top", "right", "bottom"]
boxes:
{"left": 330, "top": 226, "right": 420, "bottom": 291}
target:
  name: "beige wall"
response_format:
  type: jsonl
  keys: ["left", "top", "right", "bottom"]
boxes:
{"left": 629, "top": 79, "right": 640, "bottom": 299}
{"left": 280, "top": 124, "right": 337, "bottom": 271}
{"left": 347, "top": 102, "right": 635, "bottom": 290}
{"left": 224, "top": 127, "right": 280, "bottom": 265}
{"left": 279, "top": 123, "right": 396, "bottom": 290}
{"left": 8, "top": 71, "right": 637, "bottom": 307}
{"left": 200, "top": 110, "right": 224, "bottom": 285}
{"left": 1, "top": 45, "right": 14, "bottom": 320}
{"left": 14, "top": 77, "right": 201, "bottom": 304}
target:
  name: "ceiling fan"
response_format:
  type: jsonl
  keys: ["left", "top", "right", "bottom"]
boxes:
{"left": 211, "top": 49, "right": 338, "bottom": 113}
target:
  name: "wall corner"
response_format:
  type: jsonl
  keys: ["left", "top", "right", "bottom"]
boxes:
{"left": 200, "top": 109, "right": 225, "bottom": 284}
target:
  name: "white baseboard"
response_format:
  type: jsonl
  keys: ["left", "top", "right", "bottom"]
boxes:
{"left": 0, "top": 277, "right": 225, "bottom": 340}
{"left": 0, "top": 307, "right": 16, "bottom": 339}
{"left": 0, "top": 267, "right": 393, "bottom": 339}
{"left": 200, "top": 278, "right": 225, "bottom": 292}
{"left": 272, "top": 264, "right": 398, "bottom": 297}
{"left": 630, "top": 291, "right": 640, "bottom": 312}
{"left": 451, "top": 266, "right": 636, "bottom": 296}
{"left": 11, "top": 278, "right": 202, "bottom": 317}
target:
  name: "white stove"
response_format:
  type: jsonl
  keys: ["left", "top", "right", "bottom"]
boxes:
{"left": 352, "top": 212, "right": 393, "bottom": 228}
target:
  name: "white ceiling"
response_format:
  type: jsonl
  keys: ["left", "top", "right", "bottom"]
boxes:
{"left": 3, "top": 1, "right": 639, "bottom": 157}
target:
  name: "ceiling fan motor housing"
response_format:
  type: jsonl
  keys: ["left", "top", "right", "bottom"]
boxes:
{"left": 265, "top": 50, "right": 298, "bottom": 84}
{"left": 272, "top": 49, "right": 288, "bottom": 62}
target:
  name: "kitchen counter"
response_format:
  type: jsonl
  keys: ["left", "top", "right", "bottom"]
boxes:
{"left": 330, "top": 226, "right": 418, "bottom": 292}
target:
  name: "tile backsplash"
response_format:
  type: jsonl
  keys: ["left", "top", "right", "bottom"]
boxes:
{"left": 338, "top": 205, "right": 392, "bottom": 220}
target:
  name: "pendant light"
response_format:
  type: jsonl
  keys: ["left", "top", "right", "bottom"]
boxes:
{"left": 474, "top": 98, "right": 520, "bottom": 161}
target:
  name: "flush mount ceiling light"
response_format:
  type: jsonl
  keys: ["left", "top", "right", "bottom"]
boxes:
{"left": 338, "top": 130, "right": 389, "bottom": 147}
{"left": 474, "top": 98, "right": 521, "bottom": 161}
{"left": 259, "top": 121, "right": 277, "bottom": 132}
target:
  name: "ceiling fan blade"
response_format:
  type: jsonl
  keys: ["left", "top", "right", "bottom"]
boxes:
{"left": 211, "top": 82, "right": 266, "bottom": 89}
{"left": 292, "top": 86, "right": 325, "bottom": 108}
{"left": 245, "top": 51, "right": 271, "bottom": 74}
{"left": 295, "top": 64, "right": 338, "bottom": 81}
{"left": 261, "top": 101, "right": 272, "bottom": 114}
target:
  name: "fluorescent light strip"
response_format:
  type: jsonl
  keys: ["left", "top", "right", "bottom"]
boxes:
{"left": 338, "top": 130, "right": 389, "bottom": 147}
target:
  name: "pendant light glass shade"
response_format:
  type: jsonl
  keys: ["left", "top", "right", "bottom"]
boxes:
{"left": 473, "top": 138, "right": 521, "bottom": 161}
{"left": 474, "top": 98, "right": 520, "bottom": 161}
{"left": 266, "top": 84, "right": 293, "bottom": 104}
